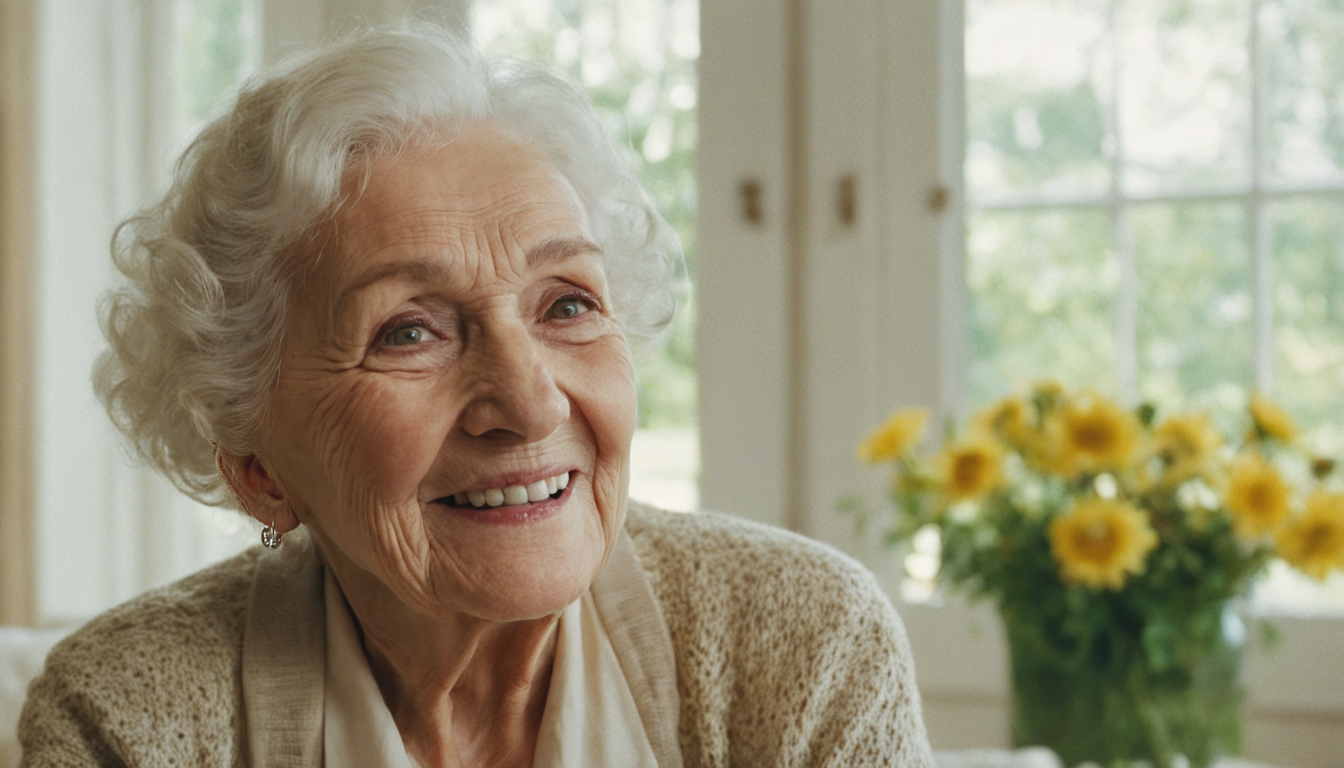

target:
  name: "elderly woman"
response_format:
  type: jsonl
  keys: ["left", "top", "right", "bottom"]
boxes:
{"left": 19, "top": 25, "right": 932, "bottom": 767}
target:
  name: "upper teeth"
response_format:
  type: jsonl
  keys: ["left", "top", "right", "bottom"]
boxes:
{"left": 453, "top": 472, "right": 570, "bottom": 508}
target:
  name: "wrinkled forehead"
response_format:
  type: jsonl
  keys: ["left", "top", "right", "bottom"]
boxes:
{"left": 287, "top": 123, "right": 597, "bottom": 298}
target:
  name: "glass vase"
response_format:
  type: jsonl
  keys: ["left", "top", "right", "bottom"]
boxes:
{"left": 1004, "top": 605, "right": 1245, "bottom": 768}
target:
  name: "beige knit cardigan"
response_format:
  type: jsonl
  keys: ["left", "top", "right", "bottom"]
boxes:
{"left": 19, "top": 504, "right": 934, "bottom": 767}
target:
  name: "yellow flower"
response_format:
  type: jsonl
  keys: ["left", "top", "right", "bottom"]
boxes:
{"left": 1275, "top": 492, "right": 1344, "bottom": 580}
{"left": 977, "top": 397, "right": 1031, "bottom": 445}
{"left": 1049, "top": 498, "right": 1159, "bottom": 590}
{"left": 936, "top": 434, "right": 1006, "bottom": 501}
{"left": 857, "top": 408, "right": 929, "bottom": 463}
{"left": 1154, "top": 412, "right": 1223, "bottom": 481}
{"left": 1044, "top": 394, "right": 1141, "bottom": 478}
{"left": 978, "top": 396, "right": 1064, "bottom": 473}
{"left": 1249, "top": 392, "right": 1298, "bottom": 443}
{"left": 1223, "top": 452, "right": 1292, "bottom": 539}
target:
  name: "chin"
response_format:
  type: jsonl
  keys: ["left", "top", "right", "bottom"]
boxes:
{"left": 422, "top": 506, "right": 612, "bottom": 622}
{"left": 460, "top": 558, "right": 599, "bottom": 623}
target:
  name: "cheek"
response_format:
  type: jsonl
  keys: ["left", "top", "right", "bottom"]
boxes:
{"left": 566, "top": 340, "right": 637, "bottom": 532}
{"left": 271, "top": 375, "right": 452, "bottom": 510}
{"left": 575, "top": 340, "right": 637, "bottom": 455}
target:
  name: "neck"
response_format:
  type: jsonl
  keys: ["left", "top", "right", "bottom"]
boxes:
{"left": 322, "top": 548, "right": 562, "bottom": 767}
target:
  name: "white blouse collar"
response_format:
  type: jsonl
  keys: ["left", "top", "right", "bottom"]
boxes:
{"left": 532, "top": 592, "right": 659, "bottom": 767}
{"left": 320, "top": 569, "right": 658, "bottom": 768}
{"left": 322, "top": 568, "right": 416, "bottom": 768}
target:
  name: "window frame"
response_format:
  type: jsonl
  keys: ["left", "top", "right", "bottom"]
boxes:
{"left": 964, "top": 0, "right": 1344, "bottom": 403}
{"left": 0, "top": 0, "right": 40, "bottom": 627}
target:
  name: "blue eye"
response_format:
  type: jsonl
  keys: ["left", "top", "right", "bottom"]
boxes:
{"left": 547, "top": 296, "right": 593, "bottom": 319}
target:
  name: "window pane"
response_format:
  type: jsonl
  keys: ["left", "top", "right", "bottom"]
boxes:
{"left": 1263, "top": 0, "right": 1344, "bottom": 186}
{"left": 1134, "top": 202, "right": 1252, "bottom": 407}
{"left": 176, "top": 0, "right": 258, "bottom": 132}
{"left": 1120, "top": 0, "right": 1251, "bottom": 194}
{"left": 967, "top": 208, "right": 1118, "bottom": 404}
{"left": 1271, "top": 196, "right": 1344, "bottom": 452}
{"left": 966, "top": 0, "right": 1113, "bottom": 200}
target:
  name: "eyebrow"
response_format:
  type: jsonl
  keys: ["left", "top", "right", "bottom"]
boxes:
{"left": 337, "top": 259, "right": 452, "bottom": 310}
{"left": 526, "top": 236, "right": 603, "bottom": 267}
{"left": 335, "top": 237, "right": 603, "bottom": 310}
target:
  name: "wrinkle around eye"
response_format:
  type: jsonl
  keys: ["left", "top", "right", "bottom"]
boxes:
{"left": 364, "top": 330, "right": 459, "bottom": 373}
{"left": 364, "top": 303, "right": 461, "bottom": 363}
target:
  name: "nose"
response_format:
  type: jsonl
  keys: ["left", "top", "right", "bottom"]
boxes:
{"left": 457, "top": 318, "right": 570, "bottom": 441}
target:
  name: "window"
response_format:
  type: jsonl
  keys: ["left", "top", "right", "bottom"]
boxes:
{"left": 963, "top": 0, "right": 1344, "bottom": 610}
{"left": 966, "top": 0, "right": 1344, "bottom": 431}
{"left": 472, "top": 0, "right": 701, "bottom": 512}
{"left": 176, "top": 0, "right": 262, "bottom": 142}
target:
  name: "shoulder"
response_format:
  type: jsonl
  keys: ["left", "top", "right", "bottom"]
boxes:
{"left": 36, "top": 547, "right": 260, "bottom": 681}
{"left": 623, "top": 502, "right": 934, "bottom": 767}
{"left": 624, "top": 501, "right": 889, "bottom": 620}
{"left": 19, "top": 549, "right": 261, "bottom": 766}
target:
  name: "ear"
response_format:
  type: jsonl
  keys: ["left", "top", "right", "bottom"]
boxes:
{"left": 216, "top": 449, "right": 301, "bottom": 534}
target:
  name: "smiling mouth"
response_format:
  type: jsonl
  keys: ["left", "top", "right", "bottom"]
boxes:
{"left": 438, "top": 471, "right": 571, "bottom": 509}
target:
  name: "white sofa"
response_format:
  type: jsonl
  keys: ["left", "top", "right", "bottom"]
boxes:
{"left": 0, "top": 627, "right": 69, "bottom": 768}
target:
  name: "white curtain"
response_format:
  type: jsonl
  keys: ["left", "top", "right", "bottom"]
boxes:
{"left": 33, "top": 0, "right": 244, "bottom": 625}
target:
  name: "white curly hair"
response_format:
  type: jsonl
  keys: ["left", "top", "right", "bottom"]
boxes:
{"left": 94, "top": 23, "right": 680, "bottom": 509}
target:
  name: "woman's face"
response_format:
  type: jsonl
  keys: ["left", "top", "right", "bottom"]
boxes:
{"left": 259, "top": 125, "right": 636, "bottom": 622}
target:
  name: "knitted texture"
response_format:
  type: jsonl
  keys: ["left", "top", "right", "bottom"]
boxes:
{"left": 19, "top": 550, "right": 260, "bottom": 766}
{"left": 625, "top": 508, "right": 932, "bottom": 767}
{"left": 19, "top": 507, "right": 931, "bottom": 767}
